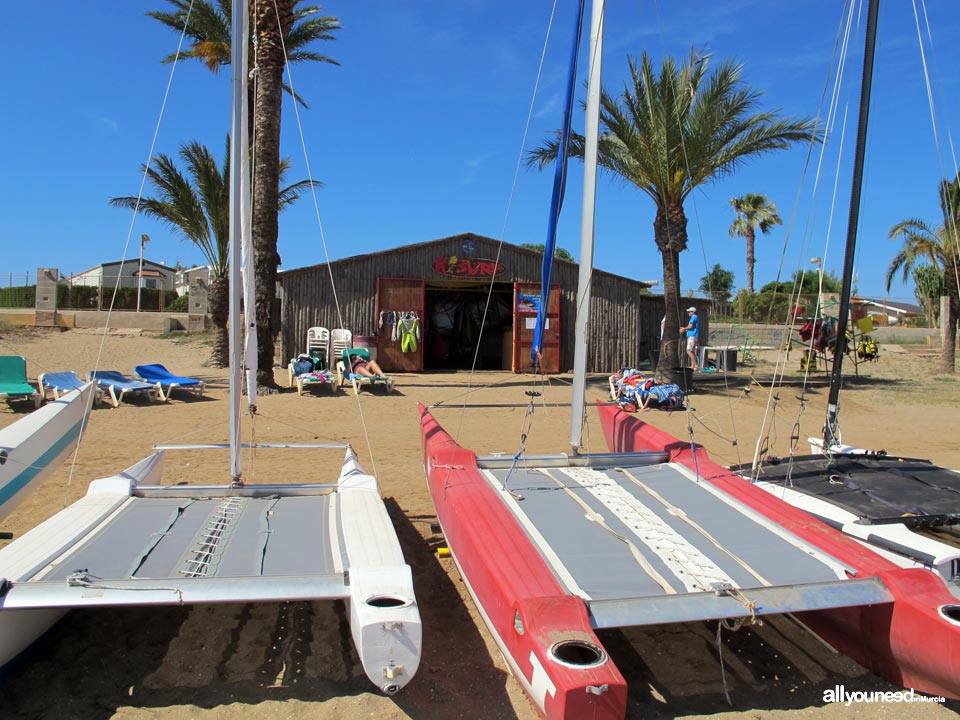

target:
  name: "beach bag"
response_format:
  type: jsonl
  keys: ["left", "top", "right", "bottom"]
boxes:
{"left": 293, "top": 356, "right": 315, "bottom": 375}
{"left": 646, "top": 383, "right": 684, "bottom": 408}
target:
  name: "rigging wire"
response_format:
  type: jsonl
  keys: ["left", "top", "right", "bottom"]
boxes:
{"left": 56, "top": 0, "right": 201, "bottom": 507}
{"left": 445, "top": 0, "right": 565, "bottom": 476}
{"left": 749, "top": 0, "right": 860, "bottom": 474}
{"left": 272, "top": 0, "right": 389, "bottom": 477}
{"left": 912, "top": 0, "right": 960, "bottom": 305}
{"left": 648, "top": 0, "right": 778, "bottom": 471}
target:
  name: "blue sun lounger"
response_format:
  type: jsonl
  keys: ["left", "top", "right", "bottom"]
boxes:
{"left": 134, "top": 364, "right": 205, "bottom": 401}
{"left": 88, "top": 370, "right": 159, "bottom": 407}
{"left": 39, "top": 371, "right": 103, "bottom": 406}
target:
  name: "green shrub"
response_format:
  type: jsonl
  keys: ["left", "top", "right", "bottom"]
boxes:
{"left": 58, "top": 285, "right": 99, "bottom": 309}
{"left": 736, "top": 290, "right": 795, "bottom": 323}
{"left": 0, "top": 285, "right": 36, "bottom": 308}
{"left": 167, "top": 293, "right": 190, "bottom": 312}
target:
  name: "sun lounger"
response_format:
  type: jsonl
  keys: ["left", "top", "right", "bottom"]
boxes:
{"left": 88, "top": 371, "right": 159, "bottom": 407}
{"left": 133, "top": 364, "right": 205, "bottom": 401}
{"left": 39, "top": 371, "right": 103, "bottom": 406}
{"left": 335, "top": 349, "right": 394, "bottom": 395}
{"left": 0, "top": 356, "right": 40, "bottom": 409}
{"left": 288, "top": 354, "right": 338, "bottom": 396}
{"left": 288, "top": 328, "right": 337, "bottom": 396}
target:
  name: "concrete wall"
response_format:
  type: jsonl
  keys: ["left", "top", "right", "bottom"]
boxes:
{"left": 0, "top": 308, "right": 206, "bottom": 332}
{"left": 709, "top": 323, "right": 940, "bottom": 347}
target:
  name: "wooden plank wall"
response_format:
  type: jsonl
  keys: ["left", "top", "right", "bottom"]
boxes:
{"left": 278, "top": 233, "right": 707, "bottom": 373}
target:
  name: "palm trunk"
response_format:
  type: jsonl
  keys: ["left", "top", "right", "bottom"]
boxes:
{"left": 251, "top": 0, "right": 294, "bottom": 389}
{"left": 941, "top": 288, "right": 958, "bottom": 374}
{"left": 745, "top": 228, "right": 756, "bottom": 293}
{"left": 654, "top": 201, "right": 690, "bottom": 384}
{"left": 208, "top": 275, "right": 230, "bottom": 368}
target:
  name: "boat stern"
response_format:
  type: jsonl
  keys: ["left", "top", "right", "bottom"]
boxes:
{"left": 512, "top": 595, "right": 628, "bottom": 719}
{"left": 348, "top": 564, "right": 422, "bottom": 694}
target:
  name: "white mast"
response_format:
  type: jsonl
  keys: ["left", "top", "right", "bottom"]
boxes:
{"left": 228, "top": 0, "right": 251, "bottom": 483}
{"left": 569, "top": 0, "right": 604, "bottom": 454}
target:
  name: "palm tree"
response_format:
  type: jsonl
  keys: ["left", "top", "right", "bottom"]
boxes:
{"left": 148, "top": 1, "right": 340, "bottom": 107}
{"left": 729, "top": 193, "right": 781, "bottom": 293}
{"left": 110, "top": 137, "right": 320, "bottom": 367}
{"left": 912, "top": 265, "right": 946, "bottom": 328}
{"left": 149, "top": 0, "right": 341, "bottom": 386}
{"left": 527, "top": 49, "right": 817, "bottom": 381}
{"left": 886, "top": 176, "right": 960, "bottom": 373}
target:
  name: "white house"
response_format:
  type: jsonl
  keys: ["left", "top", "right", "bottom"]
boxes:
{"left": 856, "top": 297, "right": 924, "bottom": 325}
{"left": 69, "top": 259, "right": 176, "bottom": 292}
{"left": 175, "top": 265, "right": 212, "bottom": 296}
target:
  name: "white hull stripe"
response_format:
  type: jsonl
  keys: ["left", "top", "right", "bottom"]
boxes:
{"left": 559, "top": 467, "right": 737, "bottom": 593}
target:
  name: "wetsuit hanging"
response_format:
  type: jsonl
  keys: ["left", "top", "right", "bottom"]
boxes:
{"left": 398, "top": 313, "right": 420, "bottom": 353}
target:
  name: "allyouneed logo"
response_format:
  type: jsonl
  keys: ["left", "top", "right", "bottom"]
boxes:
{"left": 823, "top": 686, "right": 946, "bottom": 706}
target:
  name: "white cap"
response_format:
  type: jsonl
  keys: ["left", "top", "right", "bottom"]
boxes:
{"left": 686, "top": 306, "right": 697, "bottom": 312}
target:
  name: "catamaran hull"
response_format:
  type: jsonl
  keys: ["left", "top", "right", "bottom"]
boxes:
{"left": 420, "top": 405, "right": 627, "bottom": 720}
{"left": 0, "top": 382, "right": 95, "bottom": 523}
{"left": 597, "top": 403, "right": 960, "bottom": 700}
{"left": 338, "top": 449, "right": 421, "bottom": 693}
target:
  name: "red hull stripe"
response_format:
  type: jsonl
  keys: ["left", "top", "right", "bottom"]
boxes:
{"left": 420, "top": 405, "right": 628, "bottom": 719}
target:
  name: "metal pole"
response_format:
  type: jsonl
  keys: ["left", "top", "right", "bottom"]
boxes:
{"left": 137, "top": 234, "right": 149, "bottom": 312}
{"left": 824, "top": 0, "right": 880, "bottom": 450}
{"left": 570, "top": 0, "right": 604, "bottom": 454}
{"left": 228, "top": 0, "right": 250, "bottom": 484}
{"left": 810, "top": 257, "right": 823, "bottom": 316}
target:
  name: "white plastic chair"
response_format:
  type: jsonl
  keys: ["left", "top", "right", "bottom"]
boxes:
{"left": 306, "top": 327, "right": 330, "bottom": 368}
{"left": 330, "top": 328, "right": 353, "bottom": 364}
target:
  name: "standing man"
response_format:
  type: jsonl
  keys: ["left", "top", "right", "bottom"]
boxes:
{"left": 680, "top": 306, "right": 700, "bottom": 371}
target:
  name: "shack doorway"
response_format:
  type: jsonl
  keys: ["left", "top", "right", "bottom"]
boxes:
{"left": 423, "top": 281, "right": 514, "bottom": 370}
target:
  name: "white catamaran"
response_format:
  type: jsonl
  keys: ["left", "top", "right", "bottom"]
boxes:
{"left": 0, "top": 0, "right": 420, "bottom": 694}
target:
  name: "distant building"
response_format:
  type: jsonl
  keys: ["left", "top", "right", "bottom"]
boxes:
{"left": 69, "top": 259, "right": 176, "bottom": 292}
{"left": 175, "top": 265, "right": 212, "bottom": 296}
{"left": 277, "top": 232, "right": 696, "bottom": 374}
{"left": 855, "top": 297, "right": 924, "bottom": 325}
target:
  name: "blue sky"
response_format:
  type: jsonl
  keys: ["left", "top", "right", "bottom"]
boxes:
{"left": 3, "top": 1, "right": 958, "bottom": 301}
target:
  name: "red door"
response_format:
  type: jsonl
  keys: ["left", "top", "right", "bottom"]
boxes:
{"left": 512, "top": 283, "right": 560, "bottom": 373}
{"left": 376, "top": 278, "right": 425, "bottom": 372}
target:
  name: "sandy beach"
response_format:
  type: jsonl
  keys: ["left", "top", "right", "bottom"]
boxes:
{"left": 0, "top": 326, "right": 957, "bottom": 719}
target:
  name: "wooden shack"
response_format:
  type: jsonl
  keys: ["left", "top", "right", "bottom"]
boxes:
{"left": 278, "top": 233, "right": 709, "bottom": 373}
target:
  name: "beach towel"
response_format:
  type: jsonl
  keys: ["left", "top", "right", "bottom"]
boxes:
{"left": 646, "top": 383, "right": 684, "bottom": 408}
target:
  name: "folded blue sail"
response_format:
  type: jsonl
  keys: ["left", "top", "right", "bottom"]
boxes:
{"left": 531, "top": 0, "right": 586, "bottom": 365}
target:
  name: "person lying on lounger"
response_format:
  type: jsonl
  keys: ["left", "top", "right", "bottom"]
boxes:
{"left": 350, "top": 352, "right": 388, "bottom": 379}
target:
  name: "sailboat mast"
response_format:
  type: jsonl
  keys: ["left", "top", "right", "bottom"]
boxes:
{"left": 569, "top": 0, "right": 604, "bottom": 454}
{"left": 823, "top": 0, "right": 880, "bottom": 449}
{"left": 228, "top": 0, "right": 250, "bottom": 483}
